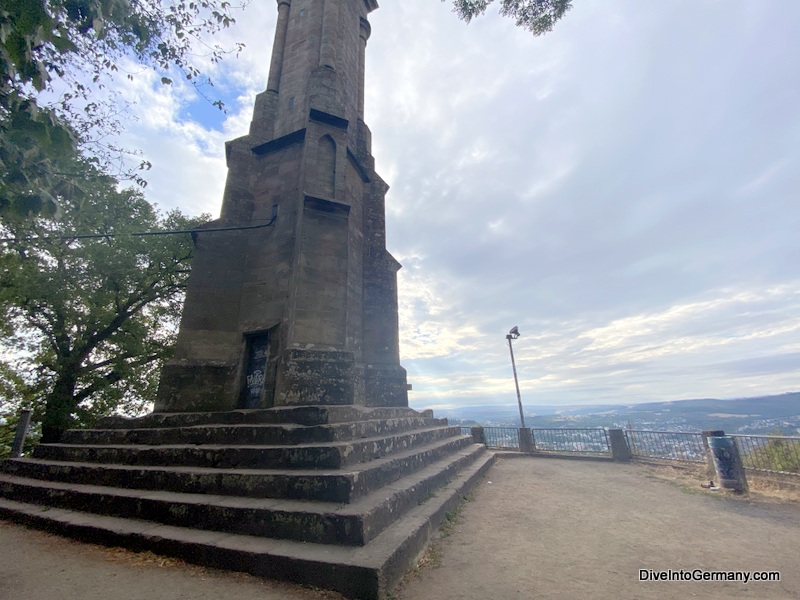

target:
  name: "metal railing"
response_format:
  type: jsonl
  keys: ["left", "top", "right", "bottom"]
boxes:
{"left": 457, "top": 425, "right": 800, "bottom": 475}
{"left": 625, "top": 430, "right": 706, "bottom": 463}
{"left": 731, "top": 434, "right": 800, "bottom": 475}
{"left": 463, "top": 426, "right": 610, "bottom": 454}
{"left": 481, "top": 427, "right": 521, "bottom": 450}
{"left": 531, "top": 428, "right": 610, "bottom": 454}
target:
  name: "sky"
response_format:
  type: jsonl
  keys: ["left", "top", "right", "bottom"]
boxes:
{"left": 110, "top": 0, "right": 800, "bottom": 411}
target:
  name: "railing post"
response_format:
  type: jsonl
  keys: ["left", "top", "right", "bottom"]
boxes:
{"left": 519, "top": 427, "right": 533, "bottom": 453}
{"left": 470, "top": 425, "right": 486, "bottom": 445}
{"left": 701, "top": 430, "right": 724, "bottom": 480}
{"left": 10, "top": 409, "right": 33, "bottom": 458}
{"left": 608, "top": 429, "right": 631, "bottom": 461}
{"left": 707, "top": 432, "right": 749, "bottom": 493}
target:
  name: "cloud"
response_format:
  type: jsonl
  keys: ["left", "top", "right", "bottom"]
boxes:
{"left": 110, "top": 0, "right": 800, "bottom": 410}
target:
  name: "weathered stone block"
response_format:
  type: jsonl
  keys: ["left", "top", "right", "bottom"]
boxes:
{"left": 362, "top": 364, "right": 409, "bottom": 407}
{"left": 276, "top": 349, "right": 355, "bottom": 406}
{"left": 155, "top": 364, "right": 238, "bottom": 412}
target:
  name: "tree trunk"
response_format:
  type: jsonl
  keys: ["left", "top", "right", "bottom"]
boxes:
{"left": 41, "top": 370, "right": 78, "bottom": 443}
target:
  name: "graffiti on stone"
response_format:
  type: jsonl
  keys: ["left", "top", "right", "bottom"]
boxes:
{"left": 244, "top": 335, "right": 269, "bottom": 408}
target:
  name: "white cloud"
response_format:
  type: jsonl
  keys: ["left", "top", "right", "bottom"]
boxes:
{"left": 97, "top": 0, "right": 800, "bottom": 410}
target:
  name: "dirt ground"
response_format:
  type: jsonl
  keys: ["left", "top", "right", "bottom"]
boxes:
{"left": 396, "top": 457, "right": 800, "bottom": 600}
{"left": 0, "top": 520, "right": 347, "bottom": 600}
{"left": 1, "top": 457, "right": 799, "bottom": 600}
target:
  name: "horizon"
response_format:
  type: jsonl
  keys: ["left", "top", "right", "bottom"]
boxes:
{"left": 412, "top": 391, "right": 800, "bottom": 413}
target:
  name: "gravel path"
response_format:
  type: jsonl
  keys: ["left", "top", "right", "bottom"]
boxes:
{"left": 397, "top": 457, "right": 800, "bottom": 600}
{"left": 1, "top": 457, "right": 798, "bottom": 600}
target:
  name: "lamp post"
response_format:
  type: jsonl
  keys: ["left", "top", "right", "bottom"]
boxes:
{"left": 506, "top": 326, "right": 525, "bottom": 428}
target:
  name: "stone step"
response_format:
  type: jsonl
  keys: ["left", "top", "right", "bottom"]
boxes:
{"left": 33, "top": 426, "right": 461, "bottom": 469}
{"left": 3, "top": 435, "right": 475, "bottom": 503}
{"left": 33, "top": 426, "right": 461, "bottom": 470}
{"left": 0, "top": 451, "right": 496, "bottom": 600}
{"left": 60, "top": 416, "right": 446, "bottom": 447}
{"left": 97, "top": 406, "right": 431, "bottom": 430}
{"left": 0, "top": 444, "right": 486, "bottom": 547}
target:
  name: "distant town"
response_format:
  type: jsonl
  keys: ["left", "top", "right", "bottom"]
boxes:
{"left": 432, "top": 392, "right": 800, "bottom": 436}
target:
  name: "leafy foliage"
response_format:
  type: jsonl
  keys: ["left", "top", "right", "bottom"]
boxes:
{"left": 743, "top": 432, "right": 800, "bottom": 475}
{"left": 0, "top": 94, "right": 78, "bottom": 217}
{"left": 448, "top": 0, "right": 573, "bottom": 35}
{"left": 0, "top": 0, "right": 244, "bottom": 216}
{"left": 1, "top": 0, "right": 242, "bottom": 91}
{"left": 0, "top": 161, "right": 210, "bottom": 441}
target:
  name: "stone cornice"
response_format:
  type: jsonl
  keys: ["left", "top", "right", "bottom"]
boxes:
{"left": 251, "top": 128, "right": 306, "bottom": 155}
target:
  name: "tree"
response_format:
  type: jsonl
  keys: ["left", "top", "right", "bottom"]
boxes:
{"left": 0, "top": 161, "right": 210, "bottom": 442}
{"left": 448, "top": 0, "right": 573, "bottom": 35}
{"left": 0, "top": 0, "right": 243, "bottom": 216}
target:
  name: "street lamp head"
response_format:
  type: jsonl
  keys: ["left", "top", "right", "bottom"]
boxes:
{"left": 508, "top": 326, "right": 520, "bottom": 339}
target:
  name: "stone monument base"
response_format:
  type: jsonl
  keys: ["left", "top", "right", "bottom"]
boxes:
{"left": 156, "top": 349, "right": 409, "bottom": 412}
{"left": 0, "top": 405, "right": 493, "bottom": 599}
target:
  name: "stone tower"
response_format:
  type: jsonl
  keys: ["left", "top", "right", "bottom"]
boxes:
{"left": 156, "top": 0, "right": 408, "bottom": 411}
{"left": 0, "top": 6, "right": 495, "bottom": 597}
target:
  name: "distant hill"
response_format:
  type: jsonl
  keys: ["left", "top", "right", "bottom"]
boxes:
{"left": 431, "top": 392, "right": 800, "bottom": 435}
